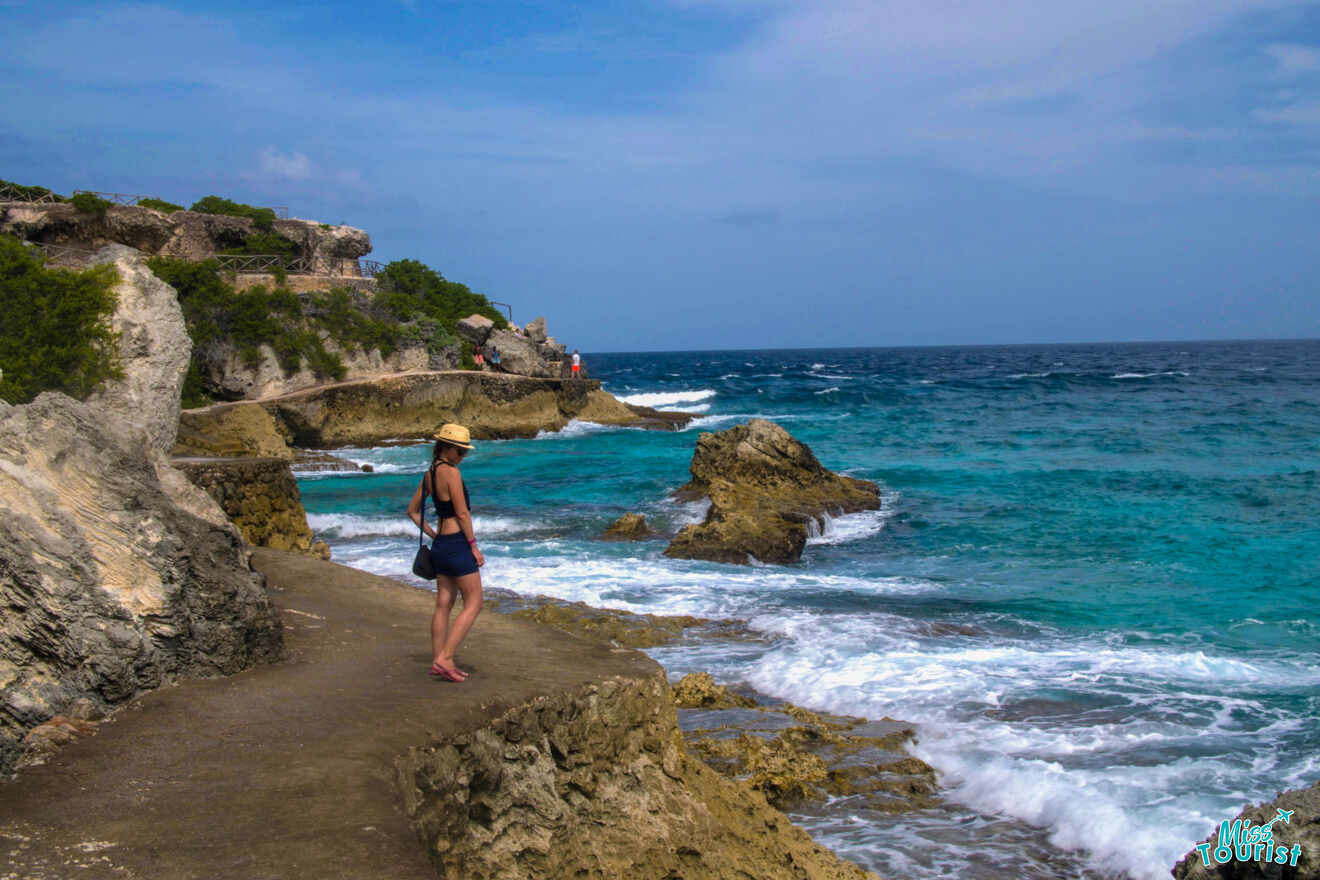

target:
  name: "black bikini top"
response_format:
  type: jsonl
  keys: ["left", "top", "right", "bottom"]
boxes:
{"left": 429, "top": 464, "right": 470, "bottom": 521}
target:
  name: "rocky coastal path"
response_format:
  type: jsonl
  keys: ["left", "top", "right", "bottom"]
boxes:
{"left": 0, "top": 550, "right": 655, "bottom": 880}
{"left": 0, "top": 552, "right": 875, "bottom": 880}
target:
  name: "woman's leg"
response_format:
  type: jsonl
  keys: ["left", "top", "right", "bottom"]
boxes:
{"left": 431, "top": 577, "right": 458, "bottom": 667}
{"left": 439, "top": 570, "right": 483, "bottom": 672}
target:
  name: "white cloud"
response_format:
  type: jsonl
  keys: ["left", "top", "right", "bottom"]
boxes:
{"left": 1265, "top": 43, "right": 1320, "bottom": 75}
{"left": 258, "top": 147, "right": 313, "bottom": 180}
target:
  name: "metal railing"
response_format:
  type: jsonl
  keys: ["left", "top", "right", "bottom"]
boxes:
{"left": 213, "top": 253, "right": 376, "bottom": 278}
{"left": 490, "top": 300, "right": 514, "bottom": 325}
{"left": 72, "top": 190, "right": 149, "bottom": 206}
{"left": 1, "top": 183, "right": 62, "bottom": 204}
{"left": 70, "top": 191, "right": 290, "bottom": 219}
{"left": 22, "top": 241, "right": 99, "bottom": 266}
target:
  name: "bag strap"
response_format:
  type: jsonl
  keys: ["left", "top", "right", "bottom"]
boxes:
{"left": 417, "top": 471, "right": 429, "bottom": 547}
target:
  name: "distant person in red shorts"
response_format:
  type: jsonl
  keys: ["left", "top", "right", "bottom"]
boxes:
{"left": 571, "top": 349, "right": 581, "bottom": 377}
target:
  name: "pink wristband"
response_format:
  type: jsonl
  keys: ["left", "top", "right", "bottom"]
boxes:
{"left": 467, "top": 538, "right": 477, "bottom": 545}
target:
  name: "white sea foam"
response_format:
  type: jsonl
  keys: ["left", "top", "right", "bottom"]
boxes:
{"left": 734, "top": 611, "right": 1320, "bottom": 880}
{"left": 814, "top": 386, "right": 840, "bottom": 395}
{"left": 307, "top": 512, "right": 528, "bottom": 540}
{"left": 534, "top": 419, "right": 630, "bottom": 439}
{"left": 1112, "top": 371, "right": 1189, "bottom": 379}
{"left": 613, "top": 389, "right": 717, "bottom": 409}
{"left": 805, "top": 506, "right": 893, "bottom": 546}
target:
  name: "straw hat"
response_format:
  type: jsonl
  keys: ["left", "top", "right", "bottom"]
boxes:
{"left": 434, "top": 423, "right": 474, "bottom": 450}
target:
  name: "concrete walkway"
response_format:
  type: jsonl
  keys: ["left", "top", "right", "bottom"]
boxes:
{"left": 0, "top": 549, "right": 655, "bottom": 879}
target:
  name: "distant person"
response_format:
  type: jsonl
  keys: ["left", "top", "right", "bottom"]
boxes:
{"left": 473, "top": 349, "right": 484, "bottom": 369}
{"left": 407, "top": 423, "right": 483, "bottom": 682}
{"left": 571, "top": 349, "right": 581, "bottom": 378}
{"left": 490, "top": 346, "right": 501, "bottom": 371}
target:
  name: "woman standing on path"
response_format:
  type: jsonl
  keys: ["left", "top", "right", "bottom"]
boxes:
{"left": 406, "top": 423, "right": 483, "bottom": 682}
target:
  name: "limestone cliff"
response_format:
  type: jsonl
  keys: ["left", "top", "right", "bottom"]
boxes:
{"left": 1, "top": 202, "right": 370, "bottom": 271}
{"left": 0, "top": 395, "right": 285, "bottom": 775}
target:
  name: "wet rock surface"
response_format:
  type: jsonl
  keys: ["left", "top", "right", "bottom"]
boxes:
{"left": 499, "top": 595, "right": 738, "bottom": 649}
{"left": 665, "top": 419, "right": 882, "bottom": 564}
{"left": 602, "top": 512, "right": 652, "bottom": 540}
{"left": 1172, "top": 779, "right": 1320, "bottom": 879}
{"left": 681, "top": 697, "right": 939, "bottom": 814}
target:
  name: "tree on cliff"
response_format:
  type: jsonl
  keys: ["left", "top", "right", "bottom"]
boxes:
{"left": 0, "top": 235, "right": 122, "bottom": 404}
{"left": 375, "top": 259, "right": 508, "bottom": 333}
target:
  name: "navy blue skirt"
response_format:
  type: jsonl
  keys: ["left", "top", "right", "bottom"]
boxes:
{"left": 429, "top": 532, "right": 479, "bottom": 577}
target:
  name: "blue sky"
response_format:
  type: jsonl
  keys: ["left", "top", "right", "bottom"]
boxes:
{"left": 4, "top": 0, "right": 1318, "bottom": 351}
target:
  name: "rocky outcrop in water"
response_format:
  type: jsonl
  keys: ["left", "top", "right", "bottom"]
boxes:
{"left": 665, "top": 419, "right": 882, "bottom": 564}
{"left": 1172, "top": 779, "right": 1320, "bottom": 879}
{"left": 603, "top": 512, "right": 651, "bottom": 540}
{"left": 0, "top": 394, "right": 285, "bottom": 775}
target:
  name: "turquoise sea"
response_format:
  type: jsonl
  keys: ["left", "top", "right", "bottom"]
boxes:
{"left": 298, "top": 339, "right": 1320, "bottom": 880}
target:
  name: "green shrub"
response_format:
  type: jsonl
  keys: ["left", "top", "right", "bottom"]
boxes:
{"left": 189, "top": 195, "right": 277, "bottom": 231}
{"left": 270, "top": 264, "right": 288, "bottom": 284}
{"left": 70, "top": 191, "right": 112, "bottom": 217}
{"left": 0, "top": 235, "right": 121, "bottom": 403}
{"left": 0, "top": 179, "right": 65, "bottom": 202}
{"left": 218, "top": 230, "right": 300, "bottom": 259}
{"left": 145, "top": 258, "right": 391, "bottom": 395}
{"left": 138, "top": 197, "right": 184, "bottom": 213}
{"left": 375, "top": 258, "right": 508, "bottom": 334}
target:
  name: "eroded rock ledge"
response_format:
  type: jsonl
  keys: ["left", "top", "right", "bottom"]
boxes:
{"left": 214, "top": 371, "right": 691, "bottom": 447}
{"left": 398, "top": 669, "right": 877, "bottom": 880}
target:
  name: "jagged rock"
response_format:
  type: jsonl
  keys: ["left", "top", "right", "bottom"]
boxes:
{"left": 0, "top": 393, "right": 285, "bottom": 775}
{"left": 175, "top": 457, "right": 323, "bottom": 556}
{"left": 485, "top": 327, "right": 557, "bottom": 378}
{"left": 603, "top": 513, "right": 651, "bottom": 540}
{"left": 174, "top": 402, "right": 295, "bottom": 460}
{"left": 398, "top": 670, "right": 880, "bottom": 880}
{"left": 524, "top": 315, "right": 547, "bottom": 343}
{"left": 1172, "top": 779, "right": 1320, "bottom": 879}
{"left": 271, "top": 218, "right": 371, "bottom": 270}
{"left": 664, "top": 419, "right": 881, "bottom": 565}
{"left": 83, "top": 245, "right": 191, "bottom": 455}
{"left": 456, "top": 313, "right": 495, "bottom": 347}
{"left": 672, "top": 672, "right": 757, "bottom": 709}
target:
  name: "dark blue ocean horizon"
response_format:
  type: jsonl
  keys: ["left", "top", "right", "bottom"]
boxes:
{"left": 302, "top": 337, "right": 1320, "bottom": 880}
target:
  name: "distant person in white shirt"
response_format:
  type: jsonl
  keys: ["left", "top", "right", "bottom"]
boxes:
{"left": 571, "top": 350, "right": 581, "bottom": 378}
